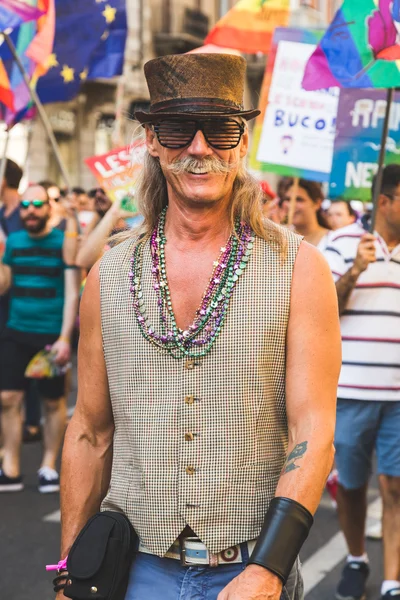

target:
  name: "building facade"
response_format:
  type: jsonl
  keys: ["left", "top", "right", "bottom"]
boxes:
{"left": 3, "top": 0, "right": 343, "bottom": 190}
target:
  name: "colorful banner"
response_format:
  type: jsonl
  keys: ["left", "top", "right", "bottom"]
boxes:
{"left": 85, "top": 142, "right": 145, "bottom": 207}
{"left": 251, "top": 29, "right": 339, "bottom": 182}
{"left": 250, "top": 28, "right": 324, "bottom": 174}
{"left": 205, "top": 0, "right": 290, "bottom": 54}
{"left": 303, "top": 0, "right": 400, "bottom": 90}
{"left": 329, "top": 89, "right": 400, "bottom": 201}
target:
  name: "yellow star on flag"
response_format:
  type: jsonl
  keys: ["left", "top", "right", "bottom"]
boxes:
{"left": 46, "top": 53, "right": 59, "bottom": 69}
{"left": 102, "top": 4, "right": 117, "bottom": 23}
{"left": 61, "top": 65, "right": 75, "bottom": 83}
{"left": 80, "top": 68, "right": 89, "bottom": 81}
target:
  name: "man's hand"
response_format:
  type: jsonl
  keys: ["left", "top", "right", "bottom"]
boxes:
{"left": 218, "top": 565, "right": 283, "bottom": 600}
{"left": 51, "top": 339, "right": 71, "bottom": 366}
{"left": 353, "top": 233, "right": 376, "bottom": 275}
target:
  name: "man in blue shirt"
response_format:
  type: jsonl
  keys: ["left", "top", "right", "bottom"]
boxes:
{"left": 0, "top": 184, "right": 79, "bottom": 493}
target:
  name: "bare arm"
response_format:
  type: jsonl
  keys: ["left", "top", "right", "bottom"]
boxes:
{"left": 60, "top": 269, "right": 79, "bottom": 340}
{"left": 51, "top": 269, "right": 80, "bottom": 365}
{"left": 75, "top": 206, "right": 120, "bottom": 270}
{"left": 274, "top": 242, "right": 341, "bottom": 514}
{"left": 0, "top": 262, "right": 11, "bottom": 295}
{"left": 62, "top": 212, "right": 80, "bottom": 266}
{"left": 335, "top": 266, "right": 361, "bottom": 316}
{"left": 335, "top": 233, "right": 376, "bottom": 315}
{"left": 59, "top": 262, "right": 114, "bottom": 560}
{"left": 76, "top": 198, "right": 137, "bottom": 270}
{"left": 218, "top": 243, "right": 342, "bottom": 600}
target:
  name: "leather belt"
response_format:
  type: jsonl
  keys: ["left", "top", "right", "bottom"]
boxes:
{"left": 138, "top": 537, "right": 257, "bottom": 567}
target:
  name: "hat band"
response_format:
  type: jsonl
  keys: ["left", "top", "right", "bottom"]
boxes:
{"left": 150, "top": 97, "right": 244, "bottom": 114}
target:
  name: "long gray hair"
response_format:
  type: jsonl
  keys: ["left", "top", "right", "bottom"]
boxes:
{"left": 114, "top": 139, "right": 286, "bottom": 255}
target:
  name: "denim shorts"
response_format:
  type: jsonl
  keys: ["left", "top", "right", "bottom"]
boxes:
{"left": 125, "top": 551, "right": 303, "bottom": 600}
{"left": 335, "top": 398, "right": 400, "bottom": 490}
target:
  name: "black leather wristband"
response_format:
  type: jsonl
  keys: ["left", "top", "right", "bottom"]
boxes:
{"left": 53, "top": 571, "right": 68, "bottom": 593}
{"left": 248, "top": 497, "right": 314, "bottom": 584}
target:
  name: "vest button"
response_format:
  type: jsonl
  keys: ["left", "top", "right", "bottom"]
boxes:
{"left": 185, "top": 432, "right": 194, "bottom": 442}
{"left": 185, "top": 359, "right": 195, "bottom": 370}
{"left": 185, "top": 395, "right": 195, "bottom": 405}
{"left": 186, "top": 466, "right": 196, "bottom": 475}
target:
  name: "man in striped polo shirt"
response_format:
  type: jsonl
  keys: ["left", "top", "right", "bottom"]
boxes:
{"left": 0, "top": 184, "right": 79, "bottom": 495}
{"left": 324, "top": 164, "right": 400, "bottom": 600}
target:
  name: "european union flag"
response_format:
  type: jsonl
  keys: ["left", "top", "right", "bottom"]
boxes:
{"left": 37, "top": 0, "right": 127, "bottom": 104}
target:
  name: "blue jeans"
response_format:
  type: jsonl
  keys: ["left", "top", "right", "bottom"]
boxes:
{"left": 125, "top": 552, "right": 303, "bottom": 600}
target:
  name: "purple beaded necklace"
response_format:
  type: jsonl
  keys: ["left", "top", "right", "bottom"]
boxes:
{"left": 129, "top": 208, "right": 255, "bottom": 359}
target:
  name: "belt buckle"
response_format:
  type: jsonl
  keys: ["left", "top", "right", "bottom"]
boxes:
{"left": 179, "top": 536, "right": 201, "bottom": 566}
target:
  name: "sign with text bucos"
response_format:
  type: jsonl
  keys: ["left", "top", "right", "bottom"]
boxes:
{"left": 85, "top": 141, "right": 146, "bottom": 206}
{"left": 255, "top": 39, "right": 339, "bottom": 182}
{"left": 329, "top": 89, "right": 400, "bottom": 201}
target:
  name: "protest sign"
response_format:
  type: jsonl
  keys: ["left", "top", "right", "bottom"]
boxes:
{"left": 250, "top": 28, "right": 322, "bottom": 173}
{"left": 329, "top": 89, "right": 400, "bottom": 201}
{"left": 85, "top": 141, "right": 145, "bottom": 207}
{"left": 254, "top": 38, "right": 339, "bottom": 182}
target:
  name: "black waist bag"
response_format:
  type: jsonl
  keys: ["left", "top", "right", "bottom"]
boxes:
{"left": 64, "top": 511, "right": 138, "bottom": 600}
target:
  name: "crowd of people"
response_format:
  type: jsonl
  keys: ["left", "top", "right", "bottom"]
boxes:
{"left": 0, "top": 147, "right": 399, "bottom": 600}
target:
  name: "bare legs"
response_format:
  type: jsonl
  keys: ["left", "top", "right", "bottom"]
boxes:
{"left": 380, "top": 475, "right": 400, "bottom": 581}
{"left": 336, "top": 483, "right": 368, "bottom": 556}
{"left": 0, "top": 390, "right": 67, "bottom": 476}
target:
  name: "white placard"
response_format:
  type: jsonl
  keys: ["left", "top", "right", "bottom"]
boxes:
{"left": 256, "top": 40, "right": 339, "bottom": 178}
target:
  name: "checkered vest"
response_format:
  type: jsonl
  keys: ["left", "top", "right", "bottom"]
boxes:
{"left": 99, "top": 228, "right": 302, "bottom": 556}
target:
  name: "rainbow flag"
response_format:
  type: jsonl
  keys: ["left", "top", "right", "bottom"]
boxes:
{"left": 0, "top": 0, "right": 54, "bottom": 125}
{"left": 0, "top": 0, "right": 44, "bottom": 31}
{"left": 0, "top": 60, "right": 13, "bottom": 110}
{"left": 205, "top": 0, "right": 290, "bottom": 54}
{"left": 303, "top": 0, "right": 400, "bottom": 90}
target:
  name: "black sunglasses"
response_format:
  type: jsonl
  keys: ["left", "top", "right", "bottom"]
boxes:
{"left": 153, "top": 118, "right": 245, "bottom": 150}
{"left": 20, "top": 199, "right": 49, "bottom": 209}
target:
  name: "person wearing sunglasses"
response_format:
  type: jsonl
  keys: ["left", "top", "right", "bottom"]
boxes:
{"left": 55, "top": 54, "right": 340, "bottom": 600}
{"left": 0, "top": 184, "right": 79, "bottom": 495}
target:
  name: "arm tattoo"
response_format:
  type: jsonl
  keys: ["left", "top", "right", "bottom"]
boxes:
{"left": 335, "top": 267, "right": 360, "bottom": 315}
{"left": 282, "top": 441, "right": 308, "bottom": 475}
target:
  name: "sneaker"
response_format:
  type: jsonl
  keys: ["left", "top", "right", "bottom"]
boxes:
{"left": 336, "top": 561, "right": 370, "bottom": 600}
{"left": 382, "top": 590, "right": 400, "bottom": 599}
{"left": 366, "top": 520, "right": 382, "bottom": 540}
{"left": 38, "top": 467, "right": 60, "bottom": 494}
{"left": 0, "top": 469, "right": 24, "bottom": 492}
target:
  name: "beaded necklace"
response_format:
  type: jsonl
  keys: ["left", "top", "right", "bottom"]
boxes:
{"left": 129, "top": 208, "right": 255, "bottom": 359}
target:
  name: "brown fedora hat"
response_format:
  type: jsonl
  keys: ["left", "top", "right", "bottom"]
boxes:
{"left": 135, "top": 53, "right": 260, "bottom": 123}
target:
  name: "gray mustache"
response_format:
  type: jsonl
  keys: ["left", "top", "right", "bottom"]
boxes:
{"left": 166, "top": 156, "right": 237, "bottom": 175}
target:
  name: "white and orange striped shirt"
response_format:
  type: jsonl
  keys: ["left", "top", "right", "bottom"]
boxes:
{"left": 323, "top": 223, "right": 400, "bottom": 401}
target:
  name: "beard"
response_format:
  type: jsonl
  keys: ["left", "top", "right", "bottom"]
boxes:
{"left": 23, "top": 214, "right": 49, "bottom": 234}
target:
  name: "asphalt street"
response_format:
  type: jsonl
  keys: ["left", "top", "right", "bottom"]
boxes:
{"left": 0, "top": 380, "right": 383, "bottom": 600}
